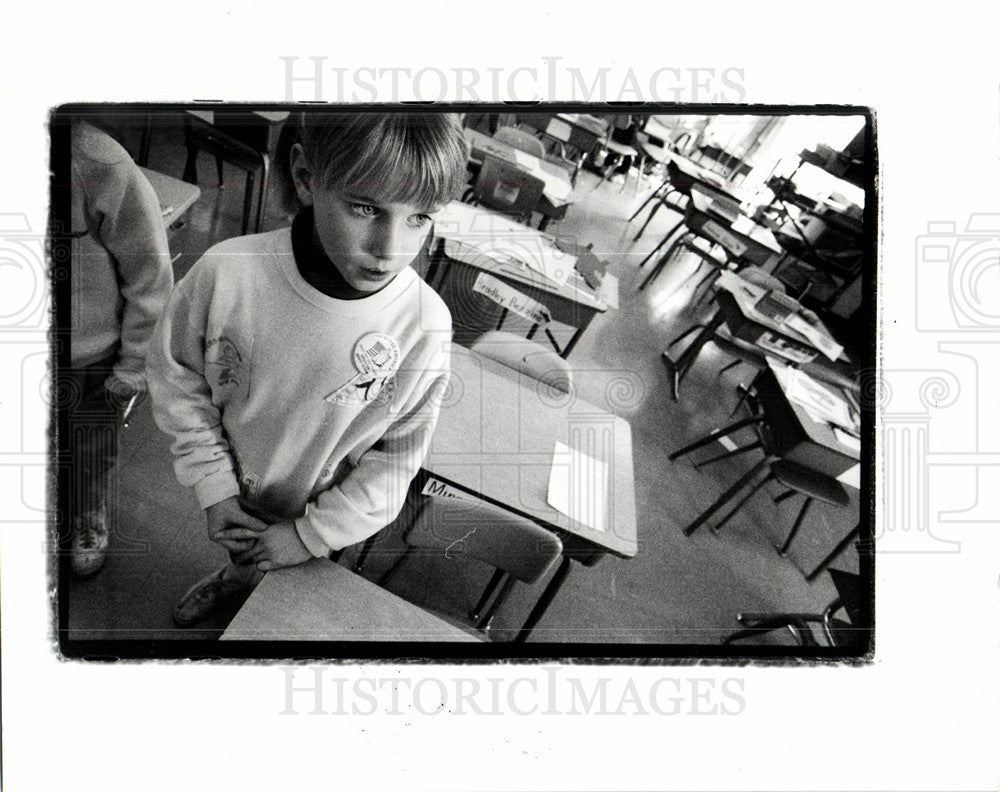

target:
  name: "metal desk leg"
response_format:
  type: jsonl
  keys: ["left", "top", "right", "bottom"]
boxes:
{"left": 805, "top": 523, "right": 861, "bottom": 582}
{"left": 661, "top": 311, "right": 725, "bottom": 400}
{"left": 516, "top": 556, "right": 572, "bottom": 642}
{"left": 559, "top": 327, "right": 585, "bottom": 359}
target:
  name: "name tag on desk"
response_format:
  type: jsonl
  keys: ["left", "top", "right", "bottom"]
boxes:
{"left": 702, "top": 219, "right": 747, "bottom": 257}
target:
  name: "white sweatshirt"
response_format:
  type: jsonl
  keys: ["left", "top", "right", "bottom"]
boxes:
{"left": 146, "top": 228, "right": 452, "bottom": 556}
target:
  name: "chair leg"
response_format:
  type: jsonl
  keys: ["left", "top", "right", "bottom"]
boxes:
{"left": 252, "top": 153, "right": 270, "bottom": 233}
{"left": 638, "top": 217, "right": 685, "bottom": 268}
{"left": 719, "top": 359, "right": 742, "bottom": 378}
{"left": 772, "top": 489, "right": 797, "bottom": 504}
{"left": 694, "top": 439, "right": 763, "bottom": 469}
{"left": 778, "top": 497, "right": 813, "bottom": 556}
{"left": 728, "top": 381, "right": 753, "bottom": 417}
{"left": 470, "top": 569, "right": 506, "bottom": 623}
{"left": 667, "top": 323, "right": 705, "bottom": 349}
{"left": 638, "top": 235, "right": 686, "bottom": 291}
{"left": 377, "top": 546, "right": 413, "bottom": 586}
{"left": 353, "top": 533, "right": 378, "bottom": 573}
{"left": 515, "top": 555, "right": 571, "bottom": 642}
{"left": 241, "top": 168, "right": 256, "bottom": 236}
{"left": 806, "top": 524, "right": 861, "bottom": 583}
{"left": 669, "top": 414, "right": 766, "bottom": 461}
{"left": 712, "top": 471, "right": 774, "bottom": 533}
{"left": 632, "top": 197, "right": 667, "bottom": 241}
{"left": 183, "top": 144, "right": 199, "bottom": 184}
{"left": 475, "top": 574, "right": 517, "bottom": 633}
{"left": 628, "top": 184, "right": 665, "bottom": 222}
{"left": 684, "top": 457, "right": 772, "bottom": 536}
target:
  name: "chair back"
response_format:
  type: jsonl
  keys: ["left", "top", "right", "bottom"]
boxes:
{"left": 406, "top": 497, "right": 563, "bottom": 584}
{"left": 472, "top": 331, "right": 573, "bottom": 394}
{"left": 494, "top": 126, "right": 546, "bottom": 159}
{"left": 666, "top": 160, "right": 698, "bottom": 197}
{"left": 471, "top": 155, "right": 545, "bottom": 222}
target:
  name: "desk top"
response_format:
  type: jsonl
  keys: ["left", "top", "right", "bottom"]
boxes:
{"left": 425, "top": 345, "right": 639, "bottom": 558}
{"left": 555, "top": 113, "right": 609, "bottom": 136}
{"left": 465, "top": 129, "right": 574, "bottom": 205}
{"left": 715, "top": 271, "right": 846, "bottom": 363}
{"left": 221, "top": 558, "right": 479, "bottom": 642}
{"left": 433, "top": 202, "right": 617, "bottom": 311}
{"left": 138, "top": 167, "right": 201, "bottom": 229}
{"left": 689, "top": 184, "right": 782, "bottom": 254}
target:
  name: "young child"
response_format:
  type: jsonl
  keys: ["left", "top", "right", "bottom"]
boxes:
{"left": 69, "top": 119, "right": 174, "bottom": 576}
{"left": 145, "top": 113, "right": 468, "bottom": 627}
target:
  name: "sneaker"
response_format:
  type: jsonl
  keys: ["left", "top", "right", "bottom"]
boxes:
{"left": 172, "top": 566, "right": 258, "bottom": 627}
{"left": 71, "top": 507, "right": 109, "bottom": 577}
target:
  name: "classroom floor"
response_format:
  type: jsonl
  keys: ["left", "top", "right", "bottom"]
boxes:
{"left": 65, "top": 122, "right": 861, "bottom": 648}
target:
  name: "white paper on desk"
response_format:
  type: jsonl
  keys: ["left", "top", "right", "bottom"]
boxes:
{"left": 784, "top": 368, "right": 855, "bottom": 429}
{"left": 547, "top": 441, "right": 608, "bottom": 533}
{"left": 833, "top": 426, "right": 862, "bottom": 452}
{"left": 784, "top": 313, "right": 843, "bottom": 361}
{"left": 716, "top": 270, "right": 768, "bottom": 302}
{"left": 512, "top": 149, "right": 534, "bottom": 168}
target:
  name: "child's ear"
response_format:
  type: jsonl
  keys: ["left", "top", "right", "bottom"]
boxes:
{"left": 289, "top": 143, "right": 315, "bottom": 207}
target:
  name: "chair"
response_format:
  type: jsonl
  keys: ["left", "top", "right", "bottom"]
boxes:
{"left": 635, "top": 161, "right": 700, "bottom": 263}
{"left": 493, "top": 126, "right": 546, "bottom": 159}
{"left": 471, "top": 331, "right": 573, "bottom": 393}
{"left": 378, "top": 496, "right": 564, "bottom": 639}
{"left": 670, "top": 377, "right": 852, "bottom": 566}
{"left": 723, "top": 568, "right": 867, "bottom": 648}
{"left": 462, "top": 155, "right": 545, "bottom": 227}
{"left": 182, "top": 110, "right": 287, "bottom": 235}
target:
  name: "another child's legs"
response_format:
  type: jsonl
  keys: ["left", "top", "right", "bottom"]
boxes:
{"left": 67, "top": 354, "right": 119, "bottom": 576}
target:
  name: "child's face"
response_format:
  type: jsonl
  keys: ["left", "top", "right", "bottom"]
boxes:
{"left": 310, "top": 187, "right": 438, "bottom": 293}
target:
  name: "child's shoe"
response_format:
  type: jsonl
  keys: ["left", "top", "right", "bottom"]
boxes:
{"left": 172, "top": 566, "right": 258, "bottom": 627}
{"left": 71, "top": 507, "right": 109, "bottom": 577}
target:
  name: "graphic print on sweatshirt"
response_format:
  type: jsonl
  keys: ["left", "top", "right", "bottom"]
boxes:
{"left": 325, "top": 332, "right": 401, "bottom": 407}
{"left": 205, "top": 335, "right": 251, "bottom": 399}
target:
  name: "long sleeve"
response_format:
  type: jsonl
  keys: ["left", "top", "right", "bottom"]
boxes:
{"left": 86, "top": 155, "right": 173, "bottom": 389}
{"left": 294, "top": 366, "right": 450, "bottom": 555}
{"left": 145, "top": 276, "right": 241, "bottom": 510}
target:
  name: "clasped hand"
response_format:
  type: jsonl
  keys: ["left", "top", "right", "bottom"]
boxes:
{"left": 205, "top": 496, "right": 312, "bottom": 572}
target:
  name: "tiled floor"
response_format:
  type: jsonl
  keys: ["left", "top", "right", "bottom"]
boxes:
{"left": 66, "top": 120, "right": 861, "bottom": 647}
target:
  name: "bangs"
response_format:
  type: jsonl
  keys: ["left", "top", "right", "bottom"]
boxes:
{"left": 304, "top": 113, "right": 469, "bottom": 210}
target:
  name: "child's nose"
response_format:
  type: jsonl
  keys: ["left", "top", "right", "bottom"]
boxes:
{"left": 368, "top": 218, "right": 403, "bottom": 262}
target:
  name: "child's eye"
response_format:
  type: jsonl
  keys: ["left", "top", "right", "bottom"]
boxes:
{"left": 351, "top": 204, "right": 379, "bottom": 218}
{"left": 407, "top": 214, "right": 432, "bottom": 228}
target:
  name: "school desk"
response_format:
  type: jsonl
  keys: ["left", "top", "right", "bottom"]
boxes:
{"left": 419, "top": 344, "right": 639, "bottom": 639}
{"left": 661, "top": 272, "right": 853, "bottom": 400}
{"left": 138, "top": 167, "right": 201, "bottom": 231}
{"left": 427, "top": 201, "right": 619, "bottom": 358}
{"left": 464, "top": 129, "right": 575, "bottom": 230}
{"left": 221, "top": 557, "right": 479, "bottom": 642}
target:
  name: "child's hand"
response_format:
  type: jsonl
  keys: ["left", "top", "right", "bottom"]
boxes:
{"left": 205, "top": 496, "right": 268, "bottom": 553}
{"left": 245, "top": 522, "right": 313, "bottom": 572}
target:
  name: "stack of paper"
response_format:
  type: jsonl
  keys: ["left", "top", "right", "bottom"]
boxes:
{"left": 783, "top": 367, "right": 856, "bottom": 431}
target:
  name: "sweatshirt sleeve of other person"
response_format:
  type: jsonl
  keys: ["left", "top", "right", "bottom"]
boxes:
{"left": 70, "top": 121, "right": 173, "bottom": 387}
{"left": 145, "top": 228, "right": 452, "bottom": 555}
